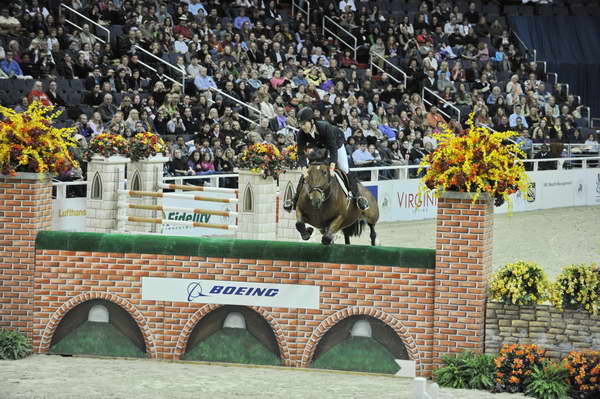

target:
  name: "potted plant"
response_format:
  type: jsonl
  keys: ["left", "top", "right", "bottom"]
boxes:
{"left": 282, "top": 144, "right": 299, "bottom": 170}
{"left": 418, "top": 113, "right": 529, "bottom": 207}
{"left": 86, "top": 132, "right": 130, "bottom": 160}
{"left": 129, "top": 131, "right": 167, "bottom": 162}
{"left": 237, "top": 142, "right": 285, "bottom": 179}
{"left": 0, "top": 101, "right": 79, "bottom": 176}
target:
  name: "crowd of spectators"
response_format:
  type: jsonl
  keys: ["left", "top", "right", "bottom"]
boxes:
{"left": 0, "top": 0, "right": 598, "bottom": 183}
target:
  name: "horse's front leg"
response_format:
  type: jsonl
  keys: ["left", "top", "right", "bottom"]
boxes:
{"left": 295, "top": 208, "right": 314, "bottom": 241}
{"left": 321, "top": 215, "right": 346, "bottom": 245}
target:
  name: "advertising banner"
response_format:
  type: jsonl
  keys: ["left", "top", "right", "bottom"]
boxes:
{"left": 141, "top": 277, "right": 320, "bottom": 309}
{"left": 160, "top": 191, "right": 237, "bottom": 236}
{"left": 52, "top": 197, "right": 87, "bottom": 231}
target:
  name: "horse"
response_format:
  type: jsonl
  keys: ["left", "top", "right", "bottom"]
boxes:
{"left": 294, "top": 152, "right": 379, "bottom": 246}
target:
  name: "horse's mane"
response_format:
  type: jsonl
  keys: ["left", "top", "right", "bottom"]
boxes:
{"left": 307, "top": 148, "right": 329, "bottom": 164}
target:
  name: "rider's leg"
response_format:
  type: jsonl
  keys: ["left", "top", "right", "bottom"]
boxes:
{"left": 337, "top": 145, "right": 369, "bottom": 211}
{"left": 283, "top": 174, "right": 304, "bottom": 212}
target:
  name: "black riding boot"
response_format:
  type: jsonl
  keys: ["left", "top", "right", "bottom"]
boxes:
{"left": 348, "top": 173, "right": 369, "bottom": 211}
{"left": 283, "top": 175, "right": 304, "bottom": 212}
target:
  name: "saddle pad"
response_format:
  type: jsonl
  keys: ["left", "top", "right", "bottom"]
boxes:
{"left": 334, "top": 169, "right": 350, "bottom": 197}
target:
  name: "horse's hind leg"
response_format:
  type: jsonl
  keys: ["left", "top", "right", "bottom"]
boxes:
{"left": 343, "top": 231, "right": 351, "bottom": 245}
{"left": 368, "top": 223, "right": 377, "bottom": 246}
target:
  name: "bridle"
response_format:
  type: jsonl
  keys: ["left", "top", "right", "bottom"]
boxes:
{"left": 305, "top": 162, "right": 332, "bottom": 203}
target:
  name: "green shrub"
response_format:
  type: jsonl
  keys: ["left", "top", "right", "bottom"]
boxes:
{"left": 525, "top": 361, "right": 569, "bottom": 399}
{"left": 489, "top": 260, "right": 550, "bottom": 305}
{"left": 0, "top": 328, "right": 32, "bottom": 360}
{"left": 551, "top": 263, "right": 600, "bottom": 314}
{"left": 434, "top": 351, "right": 495, "bottom": 390}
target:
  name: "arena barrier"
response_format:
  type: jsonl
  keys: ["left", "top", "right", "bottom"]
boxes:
{"left": 1, "top": 173, "right": 494, "bottom": 379}
{"left": 117, "top": 185, "right": 239, "bottom": 233}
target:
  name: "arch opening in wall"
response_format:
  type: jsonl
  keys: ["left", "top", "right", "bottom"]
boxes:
{"left": 90, "top": 172, "right": 103, "bottom": 200}
{"left": 310, "top": 315, "right": 409, "bottom": 374}
{"left": 242, "top": 185, "right": 253, "bottom": 212}
{"left": 183, "top": 305, "right": 281, "bottom": 366}
{"left": 283, "top": 182, "right": 294, "bottom": 208}
{"left": 49, "top": 299, "right": 147, "bottom": 358}
{"left": 130, "top": 170, "right": 141, "bottom": 191}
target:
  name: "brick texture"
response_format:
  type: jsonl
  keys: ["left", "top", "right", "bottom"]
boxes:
{"left": 433, "top": 193, "right": 493, "bottom": 367}
{"left": 0, "top": 174, "right": 52, "bottom": 337}
{"left": 32, "top": 252, "right": 436, "bottom": 374}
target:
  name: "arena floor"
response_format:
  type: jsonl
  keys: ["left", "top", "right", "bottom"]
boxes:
{"left": 0, "top": 355, "right": 529, "bottom": 399}
{"left": 353, "top": 205, "right": 600, "bottom": 278}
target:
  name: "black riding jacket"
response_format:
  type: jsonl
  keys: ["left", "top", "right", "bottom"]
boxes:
{"left": 297, "top": 120, "right": 345, "bottom": 166}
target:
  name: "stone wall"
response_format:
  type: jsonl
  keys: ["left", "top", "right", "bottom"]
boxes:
{"left": 485, "top": 302, "right": 600, "bottom": 359}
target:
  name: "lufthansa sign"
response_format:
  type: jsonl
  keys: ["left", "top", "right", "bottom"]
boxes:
{"left": 141, "top": 277, "right": 321, "bottom": 309}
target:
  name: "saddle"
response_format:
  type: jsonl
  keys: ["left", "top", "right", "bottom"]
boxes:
{"left": 333, "top": 169, "right": 351, "bottom": 197}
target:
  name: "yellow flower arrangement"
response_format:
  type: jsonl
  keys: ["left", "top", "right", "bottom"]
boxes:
{"left": 489, "top": 261, "right": 550, "bottom": 305}
{"left": 282, "top": 144, "right": 299, "bottom": 169}
{"left": 87, "top": 133, "right": 129, "bottom": 159}
{"left": 129, "top": 132, "right": 166, "bottom": 162}
{"left": 550, "top": 263, "right": 600, "bottom": 314}
{"left": 238, "top": 142, "right": 285, "bottom": 179}
{"left": 418, "top": 113, "right": 529, "bottom": 207}
{"left": 0, "top": 101, "right": 79, "bottom": 176}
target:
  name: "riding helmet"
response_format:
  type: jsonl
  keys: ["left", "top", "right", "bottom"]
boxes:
{"left": 297, "top": 107, "right": 314, "bottom": 123}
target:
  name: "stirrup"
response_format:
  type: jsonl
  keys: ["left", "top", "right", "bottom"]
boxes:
{"left": 283, "top": 199, "right": 294, "bottom": 212}
{"left": 356, "top": 196, "right": 369, "bottom": 211}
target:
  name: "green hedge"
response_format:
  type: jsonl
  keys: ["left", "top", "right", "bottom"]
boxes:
{"left": 36, "top": 231, "right": 436, "bottom": 269}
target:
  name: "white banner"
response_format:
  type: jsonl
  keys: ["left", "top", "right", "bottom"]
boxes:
{"left": 376, "top": 179, "right": 438, "bottom": 222}
{"left": 161, "top": 190, "right": 237, "bottom": 236}
{"left": 372, "top": 169, "right": 600, "bottom": 222}
{"left": 141, "top": 277, "right": 320, "bottom": 309}
{"left": 52, "top": 197, "right": 87, "bottom": 231}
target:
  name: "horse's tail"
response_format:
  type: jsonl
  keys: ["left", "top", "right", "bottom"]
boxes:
{"left": 343, "top": 219, "right": 365, "bottom": 238}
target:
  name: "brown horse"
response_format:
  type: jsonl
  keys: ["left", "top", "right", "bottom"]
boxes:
{"left": 294, "top": 160, "right": 379, "bottom": 246}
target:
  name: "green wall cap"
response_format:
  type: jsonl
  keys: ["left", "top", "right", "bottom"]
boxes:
{"left": 36, "top": 231, "right": 435, "bottom": 269}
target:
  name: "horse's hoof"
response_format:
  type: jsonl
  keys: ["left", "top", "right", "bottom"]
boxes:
{"left": 322, "top": 236, "right": 333, "bottom": 245}
{"left": 301, "top": 227, "right": 314, "bottom": 241}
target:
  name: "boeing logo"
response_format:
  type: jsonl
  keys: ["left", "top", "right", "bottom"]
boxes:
{"left": 187, "top": 282, "right": 279, "bottom": 302}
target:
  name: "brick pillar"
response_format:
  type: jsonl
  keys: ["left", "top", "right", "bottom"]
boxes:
{"left": 433, "top": 191, "right": 493, "bottom": 367}
{"left": 0, "top": 172, "right": 52, "bottom": 338}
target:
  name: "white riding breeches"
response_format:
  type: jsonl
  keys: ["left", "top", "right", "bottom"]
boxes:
{"left": 336, "top": 145, "right": 349, "bottom": 174}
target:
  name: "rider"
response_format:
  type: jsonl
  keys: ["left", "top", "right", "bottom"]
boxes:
{"left": 283, "top": 106, "right": 369, "bottom": 211}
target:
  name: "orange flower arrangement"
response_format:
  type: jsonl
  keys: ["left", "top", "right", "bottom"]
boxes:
{"left": 129, "top": 132, "right": 167, "bottom": 162}
{"left": 564, "top": 351, "right": 600, "bottom": 397}
{"left": 282, "top": 144, "right": 299, "bottom": 169}
{"left": 87, "top": 133, "right": 129, "bottom": 159}
{"left": 494, "top": 344, "right": 545, "bottom": 393}
{"left": 0, "top": 101, "right": 79, "bottom": 176}
{"left": 238, "top": 142, "right": 285, "bottom": 179}
{"left": 418, "top": 113, "right": 529, "bottom": 207}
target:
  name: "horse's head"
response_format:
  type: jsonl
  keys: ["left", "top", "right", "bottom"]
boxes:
{"left": 306, "top": 163, "right": 331, "bottom": 209}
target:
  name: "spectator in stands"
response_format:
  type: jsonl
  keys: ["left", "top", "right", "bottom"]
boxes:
{"left": 0, "top": 51, "right": 24, "bottom": 78}
{"left": 97, "top": 93, "right": 117, "bottom": 123}
{"left": 509, "top": 105, "right": 529, "bottom": 128}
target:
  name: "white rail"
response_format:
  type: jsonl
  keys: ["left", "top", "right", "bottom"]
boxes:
{"left": 422, "top": 87, "right": 461, "bottom": 122}
{"left": 60, "top": 4, "right": 110, "bottom": 44}
{"left": 370, "top": 52, "right": 407, "bottom": 86}
{"left": 134, "top": 45, "right": 185, "bottom": 90}
{"left": 292, "top": 0, "right": 310, "bottom": 25}
{"left": 322, "top": 16, "right": 357, "bottom": 59}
